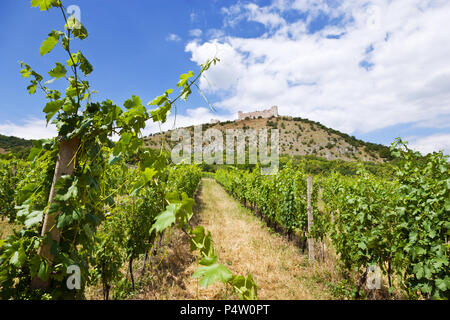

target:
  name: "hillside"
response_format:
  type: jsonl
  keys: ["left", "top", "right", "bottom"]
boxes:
{"left": 0, "top": 134, "right": 34, "bottom": 158}
{"left": 144, "top": 116, "right": 392, "bottom": 162}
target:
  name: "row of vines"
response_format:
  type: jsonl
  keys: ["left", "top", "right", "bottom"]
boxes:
{"left": 215, "top": 140, "right": 449, "bottom": 299}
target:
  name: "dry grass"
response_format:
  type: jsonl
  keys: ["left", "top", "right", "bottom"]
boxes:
{"left": 0, "top": 218, "right": 15, "bottom": 239}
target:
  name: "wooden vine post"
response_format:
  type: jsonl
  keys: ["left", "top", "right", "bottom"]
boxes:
{"left": 307, "top": 174, "right": 315, "bottom": 261}
{"left": 31, "top": 137, "right": 80, "bottom": 289}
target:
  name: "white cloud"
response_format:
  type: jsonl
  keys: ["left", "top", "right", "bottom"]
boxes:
{"left": 189, "top": 29, "right": 203, "bottom": 38}
{"left": 206, "top": 28, "right": 226, "bottom": 40}
{"left": 0, "top": 118, "right": 57, "bottom": 140}
{"left": 409, "top": 134, "right": 450, "bottom": 155}
{"left": 185, "top": 0, "right": 450, "bottom": 137}
{"left": 185, "top": 40, "right": 243, "bottom": 92}
{"left": 166, "top": 33, "right": 181, "bottom": 42}
{"left": 245, "top": 3, "right": 286, "bottom": 29}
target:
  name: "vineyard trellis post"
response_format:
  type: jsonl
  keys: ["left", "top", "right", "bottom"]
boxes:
{"left": 307, "top": 174, "right": 315, "bottom": 261}
{"left": 31, "top": 137, "right": 80, "bottom": 289}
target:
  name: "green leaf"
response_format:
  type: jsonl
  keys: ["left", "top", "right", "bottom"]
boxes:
{"left": 142, "top": 167, "right": 157, "bottom": 183}
{"left": 199, "top": 255, "right": 218, "bottom": 266}
{"left": 48, "top": 62, "right": 67, "bottom": 79}
{"left": 124, "top": 95, "right": 143, "bottom": 110}
{"left": 24, "top": 210, "right": 44, "bottom": 228}
{"left": 27, "top": 82, "right": 37, "bottom": 94}
{"left": 78, "top": 52, "right": 93, "bottom": 76}
{"left": 415, "top": 246, "right": 426, "bottom": 256}
{"left": 147, "top": 89, "right": 173, "bottom": 106}
{"left": 67, "top": 53, "right": 79, "bottom": 66}
{"left": 177, "top": 70, "right": 194, "bottom": 88}
{"left": 72, "top": 209, "right": 82, "bottom": 221}
{"left": 62, "top": 98, "right": 77, "bottom": 114}
{"left": 10, "top": 247, "right": 26, "bottom": 268}
{"left": 150, "top": 204, "right": 180, "bottom": 233}
{"left": 108, "top": 152, "right": 122, "bottom": 166}
{"left": 413, "top": 263, "right": 424, "bottom": 280}
{"left": 20, "top": 65, "right": 32, "bottom": 78}
{"left": 29, "top": 255, "right": 41, "bottom": 277}
{"left": 190, "top": 226, "right": 206, "bottom": 252}
{"left": 55, "top": 178, "right": 78, "bottom": 201}
{"left": 56, "top": 213, "right": 73, "bottom": 229}
{"left": 192, "top": 263, "right": 233, "bottom": 288}
{"left": 432, "top": 256, "right": 448, "bottom": 269}
{"left": 40, "top": 31, "right": 60, "bottom": 56}
{"left": 435, "top": 277, "right": 449, "bottom": 292}
{"left": 31, "top": 0, "right": 58, "bottom": 11}
{"left": 37, "top": 260, "right": 50, "bottom": 281}
{"left": 43, "top": 100, "right": 64, "bottom": 123}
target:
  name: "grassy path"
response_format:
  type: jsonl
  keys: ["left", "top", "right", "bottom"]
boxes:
{"left": 187, "top": 178, "right": 333, "bottom": 299}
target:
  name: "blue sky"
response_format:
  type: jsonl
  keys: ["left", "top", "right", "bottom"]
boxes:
{"left": 0, "top": 0, "right": 449, "bottom": 155}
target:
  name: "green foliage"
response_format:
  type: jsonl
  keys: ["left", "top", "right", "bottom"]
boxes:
{"left": 322, "top": 140, "right": 449, "bottom": 299}
{"left": 215, "top": 164, "right": 322, "bottom": 240}
{"left": 323, "top": 168, "right": 399, "bottom": 288}
{"left": 0, "top": 160, "right": 28, "bottom": 222}
{"left": 390, "top": 139, "right": 449, "bottom": 299}
{"left": 216, "top": 140, "right": 449, "bottom": 300}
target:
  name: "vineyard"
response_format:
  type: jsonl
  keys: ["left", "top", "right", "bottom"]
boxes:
{"left": 215, "top": 140, "right": 449, "bottom": 299}
{"left": 0, "top": 0, "right": 449, "bottom": 302}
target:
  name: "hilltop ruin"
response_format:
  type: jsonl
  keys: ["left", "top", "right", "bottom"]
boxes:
{"left": 237, "top": 106, "right": 278, "bottom": 120}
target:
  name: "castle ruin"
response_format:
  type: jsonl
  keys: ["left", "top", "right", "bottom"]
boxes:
{"left": 237, "top": 106, "right": 278, "bottom": 120}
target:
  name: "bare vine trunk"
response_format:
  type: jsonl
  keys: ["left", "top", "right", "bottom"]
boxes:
{"left": 129, "top": 257, "right": 135, "bottom": 291}
{"left": 307, "top": 175, "right": 315, "bottom": 262}
{"left": 31, "top": 137, "right": 80, "bottom": 290}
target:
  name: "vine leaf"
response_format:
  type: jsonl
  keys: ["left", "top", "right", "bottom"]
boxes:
{"left": 192, "top": 263, "right": 233, "bottom": 288}
{"left": 40, "top": 31, "right": 60, "bottom": 56}
{"left": 48, "top": 62, "right": 67, "bottom": 79}
{"left": 150, "top": 203, "right": 179, "bottom": 233}
{"left": 9, "top": 246, "right": 26, "bottom": 267}
{"left": 31, "top": 0, "right": 58, "bottom": 11}
{"left": 43, "top": 99, "right": 64, "bottom": 124}
{"left": 16, "top": 203, "right": 44, "bottom": 228}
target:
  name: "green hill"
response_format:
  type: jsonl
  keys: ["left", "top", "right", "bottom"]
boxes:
{"left": 0, "top": 134, "right": 34, "bottom": 158}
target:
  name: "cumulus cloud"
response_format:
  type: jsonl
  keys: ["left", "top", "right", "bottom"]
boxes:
{"left": 185, "top": 0, "right": 450, "bottom": 136}
{"left": 0, "top": 118, "right": 57, "bottom": 140}
{"left": 409, "top": 134, "right": 450, "bottom": 156}
{"left": 166, "top": 33, "right": 181, "bottom": 42}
